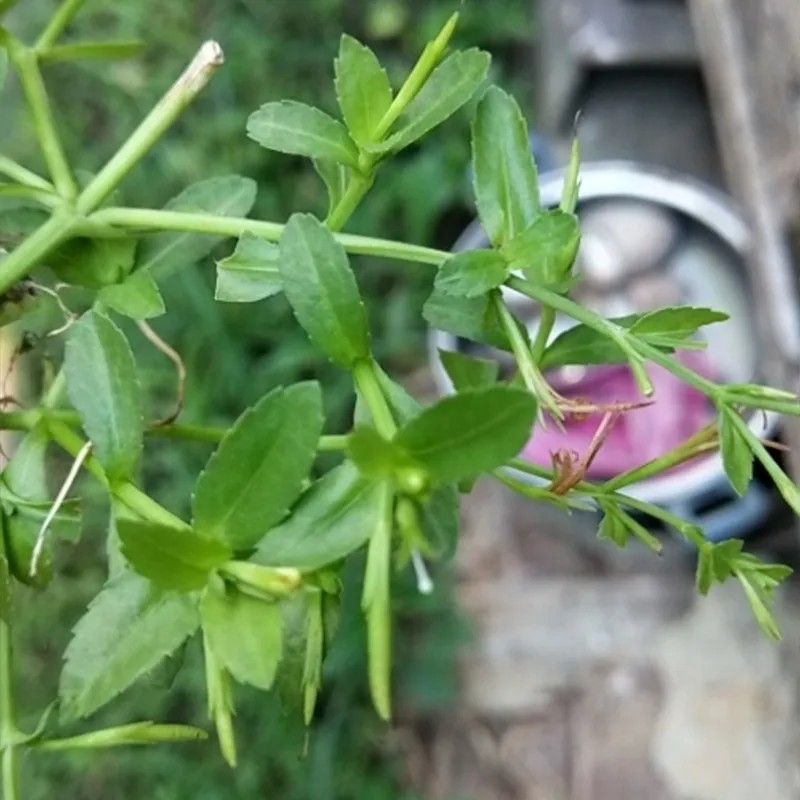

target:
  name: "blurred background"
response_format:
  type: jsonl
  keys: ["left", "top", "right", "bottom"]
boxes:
{"left": 1, "top": 1, "right": 532, "bottom": 798}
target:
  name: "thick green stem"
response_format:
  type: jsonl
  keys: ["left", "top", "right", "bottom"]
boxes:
{"left": 89, "top": 207, "right": 448, "bottom": 266}
{"left": 325, "top": 173, "right": 374, "bottom": 232}
{"left": 76, "top": 41, "right": 224, "bottom": 213}
{"left": 35, "top": 0, "right": 89, "bottom": 50}
{"left": 0, "top": 213, "right": 77, "bottom": 296}
{"left": 0, "top": 618, "right": 19, "bottom": 800}
{"left": 352, "top": 360, "right": 396, "bottom": 438}
{"left": 8, "top": 41, "right": 76, "bottom": 198}
{"left": 0, "top": 155, "right": 54, "bottom": 192}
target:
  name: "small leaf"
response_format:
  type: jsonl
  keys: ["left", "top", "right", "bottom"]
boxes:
{"left": 434, "top": 249, "right": 508, "bottom": 298}
{"left": 215, "top": 232, "right": 281, "bottom": 303}
{"left": 347, "top": 425, "right": 407, "bottom": 479}
{"left": 419, "top": 484, "right": 459, "bottom": 559}
{"left": 38, "top": 40, "right": 145, "bottom": 63}
{"left": 279, "top": 213, "right": 370, "bottom": 368}
{"left": 50, "top": 236, "right": 137, "bottom": 289}
{"left": 60, "top": 571, "right": 199, "bottom": 721}
{"left": 597, "top": 508, "right": 629, "bottom": 549}
{"left": 36, "top": 721, "right": 206, "bottom": 750}
{"left": 423, "top": 285, "right": 512, "bottom": 351}
{"left": 65, "top": 311, "right": 143, "bottom": 483}
{"left": 247, "top": 101, "right": 360, "bottom": 169}
{"left": 438, "top": 349, "right": 498, "bottom": 391}
{"left": 361, "top": 482, "right": 393, "bottom": 720}
{"left": 313, "top": 159, "right": 348, "bottom": 218}
{"left": 200, "top": 576, "right": 282, "bottom": 690}
{"left": 136, "top": 176, "right": 257, "bottom": 279}
{"left": 1, "top": 426, "right": 81, "bottom": 586}
{"left": 335, "top": 35, "right": 393, "bottom": 143}
{"left": 718, "top": 407, "right": 753, "bottom": 495}
{"left": 368, "top": 49, "right": 490, "bottom": 154}
{"left": 98, "top": 271, "right": 165, "bottom": 319}
{"left": 302, "top": 590, "right": 324, "bottom": 724}
{"left": 502, "top": 210, "right": 580, "bottom": 287}
{"left": 393, "top": 387, "right": 537, "bottom": 483}
{"left": 254, "top": 463, "right": 385, "bottom": 571}
{"left": 117, "top": 519, "right": 231, "bottom": 591}
{"left": 630, "top": 307, "right": 729, "bottom": 337}
{"left": 472, "top": 86, "right": 540, "bottom": 245}
{"left": 193, "top": 382, "right": 323, "bottom": 550}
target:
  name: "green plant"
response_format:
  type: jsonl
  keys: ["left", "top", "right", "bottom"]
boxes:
{"left": 0, "top": 2, "right": 797, "bottom": 796}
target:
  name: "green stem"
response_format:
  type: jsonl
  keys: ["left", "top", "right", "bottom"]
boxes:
{"left": 530, "top": 305, "right": 555, "bottom": 363}
{"left": 492, "top": 291, "right": 561, "bottom": 420}
{"left": 0, "top": 409, "right": 348, "bottom": 451}
{"left": 0, "top": 213, "right": 77, "bottom": 296}
{"left": 45, "top": 419, "right": 187, "bottom": 528}
{"left": 325, "top": 173, "right": 374, "bottom": 232}
{"left": 8, "top": 41, "right": 76, "bottom": 198}
{"left": 372, "top": 11, "right": 458, "bottom": 141}
{"left": 35, "top": 0, "right": 89, "bottom": 50}
{"left": 0, "top": 618, "right": 19, "bottom": 800}
{"left": 352, "top": 360, "right": 396, "bottom": 438}
{"left": 89, "top": 208, "right": 448, "bottom": 266}
{"left": 76, "top": 41, "right": 224, "bottom": 213}
{"left": 0, "top": 155, "right": 54, "bottom": 192}
{"left": 509, "top": 276, "right": 654, "bottom": 396}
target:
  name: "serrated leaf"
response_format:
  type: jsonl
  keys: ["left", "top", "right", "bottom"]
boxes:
{"left": 335, "top": 35, "right": 393, "bottom": 143}
{"left": 393, "top": 387, "right": 536, "bottom": 483}
{"left": 472, "top": 86, "right": 540, "bottom": 245}
{"left": 279, "top": 213, "right": 370, "bottom": 368}
{"left": 193, "top": 382, "right": 323, "bottom": 550}
{"left": 117, "top": 519, "right": 230, "bottom": 591}
{"left": 718, "top": 407, "right": 753, "bottom": 495}
{"left": 540, "top": 306, "right": 727, "bottom": 369}
{"left": 215, "top": 232, "right": 281, "bottom": 303}
{"left": 438, "top": 349, "right": 499, "bottom": 391}
{"left": 434, "top": 249, "right": 508, "bottom": 298}
{"left": 502, "top": 210, "right": 580, "bottom": 287}
{"left": 135, "top": 176, "right": 257, "bottom": 279}
{"left": 313, "top": 159, "right": 348, "bottom": 218}
{"left": 423, "top": 285, "right": 512, "bottom": 351}
{"left": 60, "top": 571, "right": 199, "bottom": 721}
{"left": 368, "top": 49, "right": 490, "bottom": 154}
{"left": 64, "top": 311, "right": 143, "bottom": 483}
{"left": 200, "top": 577, "right": 282, "bottom": 690}
{"left": 631, "top": 307, "right": 729, "bottom": 337}
{"left": 254, "top": 463, "right": 384, "bottom": 571}
{"left": 98, "top": 271, "right": 165, "bottom": 319}
{"left": 247, "top": 101, "right": 360, "bottom": 169}
{"left": 50, "top": 236, "right": 137, "bottom": 289}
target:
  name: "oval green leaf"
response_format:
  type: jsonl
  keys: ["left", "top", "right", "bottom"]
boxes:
{"left": 193, "top": 382, "right": 323, "bottom": 550}
{"left": 64, "top": 311, "right": 143, "bottom": 483}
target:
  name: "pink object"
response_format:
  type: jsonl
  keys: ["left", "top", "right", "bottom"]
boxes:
{"left": 521, "top": 351, "right": 718, "bottom": 478}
